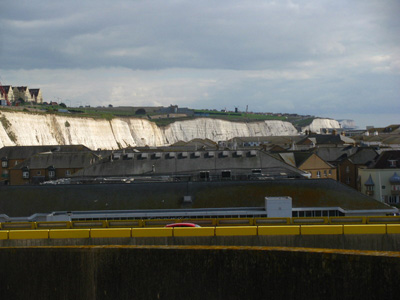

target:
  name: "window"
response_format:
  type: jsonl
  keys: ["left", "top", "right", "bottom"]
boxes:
{"left": 392, "top": 185, "right": 400, "bottom": 191}
{"left": 221, "top": 170, "right": 231, "bottom": 179}
{"left": 389, "top": 160, "right": 397, "bottom": 168}
{"left": 324, "top": 170, "right": 327, "bottom": 177}
{"left": 346, "top": 177, "right": 350, "bottom": 184}
{"left": 22, "top": 171, "right": 29, "bottom": 179}
{"left": 366, "top": 185, "right": 374, "bottom": 192}
{"left": 1, "top": 161, "right": 7, "bottom": 168}
{"left": 65, "top": 170, "right": 71, "bottom": 176}
{"left": 328, "top": 170, "right": 332, "bottom": 176}
{"left": 316, "top": 171, "right": 321, "bottom": 178}
{"left": 49, "top": 171, "right": 55, "bottom": 178}
{"left": 345, "top": 166, "right": 350, "bottom": 173}
{"left": 199, "top": 171, "right": 210, "bottom": 180}
{"left": 36, "top": 171, "right": 41, "bottom": 176}
{"left": 388, "top": 196, "right": 400, "bottom": 204}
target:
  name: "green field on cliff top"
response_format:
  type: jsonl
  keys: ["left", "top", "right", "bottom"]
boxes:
{"left": 0, "top": 104, "right": 314, "bottom": 127}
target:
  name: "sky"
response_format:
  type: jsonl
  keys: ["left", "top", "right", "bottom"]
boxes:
{"left": 0, "top": 0, "right": 399, "bottom": 128}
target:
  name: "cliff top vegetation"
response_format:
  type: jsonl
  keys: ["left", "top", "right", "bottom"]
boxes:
{"left": 0, "top": 103, "right": 316, "bottom": 127}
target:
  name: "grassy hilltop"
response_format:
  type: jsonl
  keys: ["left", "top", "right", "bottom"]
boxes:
{"left": 0, "top": 103, "right": 316, "bottom": 128}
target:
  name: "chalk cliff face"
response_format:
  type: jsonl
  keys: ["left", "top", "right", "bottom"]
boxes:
{"left": 301, "top": 118, "right": 341, "bottom": 133}
{"left": 0, "top": 111, "right": 333, "bottom": 150}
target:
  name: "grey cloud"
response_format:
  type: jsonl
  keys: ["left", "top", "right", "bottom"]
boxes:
{"left": 2, "top": 0, "right": 397, "bottom": 70}
{"left": 0, "top": 0, "right": 399, "bottom": 128}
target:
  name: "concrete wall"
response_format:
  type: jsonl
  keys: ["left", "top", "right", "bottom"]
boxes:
{"left": 2, "top": 231, "right": 400, "bottom": 251}
{"left": 0, "top": 245, "right": 398, "bottom": 300}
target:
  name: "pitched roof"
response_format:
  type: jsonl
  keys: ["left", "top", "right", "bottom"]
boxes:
{"left": 73, "top": 150, "right": 306, "bottom": 178}
{"left": 297, "top": 134, "right": 355, "bottom": 146}
{"left": 347, "top": 148, "right": 378, "bottom": 165}
{"left": 371, "top": 150, "right": 400, "bottom": 169}
{"left": 29, "top": 89, "right": 40, "bottom": 96}
{"left": 14, "top": 86, "right": 28, "bottom": 92}
{"left": 12, "top": 152, "right": 99, "bottom": 169}
{"left": 0, "top": 145, "right": 92, "bottom": 160}
{"left": 314, "top": 146, "right": 358, "bottom": 163}
{"left": 1, "top": 85, "right": 12, "bottom": 93}
{"left": 230, "top": 136, "right": 302, "bottom": 144}
{"left": 276, "top": 151, "right": 333, "bottom": 169}
{"left": 0, "top": 179, "right": 392, "bottom": 215}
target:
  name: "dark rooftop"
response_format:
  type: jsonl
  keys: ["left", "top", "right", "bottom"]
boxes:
{"left": 0, "top": 145, "right": 92, "bottom": 160}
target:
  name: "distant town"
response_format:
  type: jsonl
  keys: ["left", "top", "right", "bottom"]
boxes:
{"left": 1, "top": 83, "right": 399, "bottom": 215}
{"left": 0, "top": 82, "right": 359, "bottom": 131}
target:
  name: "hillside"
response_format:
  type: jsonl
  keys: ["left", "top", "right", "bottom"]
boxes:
{"left": 0, "top": 111, "right": 340, "bottom": 150}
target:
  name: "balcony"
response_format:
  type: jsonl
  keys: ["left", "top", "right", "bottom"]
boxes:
{"left": 366, "top": 190, "right": 374, "bottom": 196}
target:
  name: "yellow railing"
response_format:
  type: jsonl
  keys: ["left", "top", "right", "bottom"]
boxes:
{"left": 1, "top": 224, "right": 400, "bottom": 240}
{"left": 1, "top": 216, "right": 400, "bottom": 231}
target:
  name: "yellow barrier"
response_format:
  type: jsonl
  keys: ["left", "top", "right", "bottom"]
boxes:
{"left": 292, "top": 217, "right": 328, "bottom": 225}
{"left": 36, "top": 221, "right": 71, "bottom": 229}
{"left": 9, "top": 230, "right": 49, "bottom": 240}
{"left": 90, "top": 228, "right": 132, "bottom": 238}
{"left": 1, "top": 222, "right": 35, "bottom": 230}
{"left": 143, "top": 219, "right": 180, "bottom": 227}
{"left": 173, "top": 227, "right": 215, "bottom": 237}
{"left": 71, "top": 221, "right": 107, "bottom": 228}
{"left": 258, "top": 226, "right": 300, "bottom": 236}
{"left": 217, "top": 218, "right": 253, "bottom": 226}
{"left": 0, "top": 231, "right": 8, "bottom": 239}
{"left": 49, "top": 229, "right": 90, "bottom": 239}
{"left": 215, "top": 226, "right": 257, "bottom": 236}
{"left": 131, "top": 228, "right": 173, "bottom": 237}
{"left": 255, "top": 218, "right": 290, "bottom": 226}
{"left": 301, "top": 225, "right": 343, "bottom": 235}
{"left": 343, "top": 225, "right": 386, "bottom": 235}
{"left": 329, "top": 217, "right": 366, "bottom": 224}
{"left": 386, "top": 225, "right": 400, "bottom": 234}
{"left": 181, "top": 219, "right": 216, "bottom": 227}
{"left": 107, "top": 220, "right": 142, "bottom": 228}
{"left": 367, "top": 216, "right": 400, "bottom": 224}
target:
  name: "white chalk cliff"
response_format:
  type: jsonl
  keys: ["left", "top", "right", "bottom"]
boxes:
{"left": 301, "top": 118, "right": 341, "bottom": 134}
{"left": 0, "top": 111, "right": 335, "bottom": 150}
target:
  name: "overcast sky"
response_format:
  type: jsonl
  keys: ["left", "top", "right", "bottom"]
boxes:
{"left": 0, "top": 0, "right": 399, "bottom": 128}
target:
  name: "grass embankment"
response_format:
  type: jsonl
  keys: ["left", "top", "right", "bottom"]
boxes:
{"left": 1, "top": 105, "right": 314, "bottom": 127}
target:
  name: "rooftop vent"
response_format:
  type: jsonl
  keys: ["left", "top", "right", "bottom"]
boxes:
{"left": 183, "top": 196, "right": 192, "bottom": 204}
{"left": 249, "top": 150, "right": 257, "bottom": 157}
{"left": 235, "top": 151, "right": 243, "bottom": 157}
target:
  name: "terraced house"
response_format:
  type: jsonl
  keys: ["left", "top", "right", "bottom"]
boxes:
{"left": 274, "top": 151, "right": 337, "bottom": 180}
{"left": 9, "top": 151, "right": 99, "bottom": 185}
{"left": 0, "top": 85, "right": 15, "bottom": 102}
{"left": 0, "top": 86, "right": 44, "bottom": 104}
{"left": 0, "top": 145, "right": 93, "bottom": 185}
{"left": 359, "top": 150, "right": 400, "bottom": 205}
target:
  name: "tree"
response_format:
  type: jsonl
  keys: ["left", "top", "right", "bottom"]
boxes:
{"left": 59, "top": 103, "right": 67, "bottom": 108}
{"left": 135, "top": 108, "right": 146, "bottom": 115}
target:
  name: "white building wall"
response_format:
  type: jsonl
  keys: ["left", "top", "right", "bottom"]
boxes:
{"left": 359, "top": 168, "right": 400, "bottom": 203}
